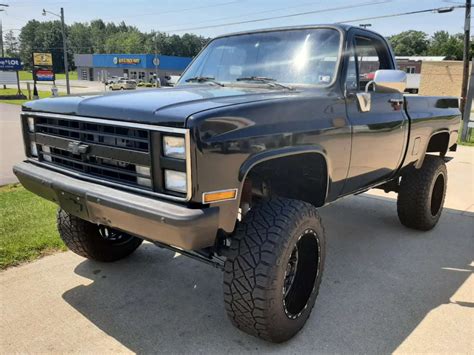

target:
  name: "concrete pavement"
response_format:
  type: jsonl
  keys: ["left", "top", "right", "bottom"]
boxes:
{"left": 0, "top": 103, "right": 24, "bottom": 185}
{"left": 1, "top": 146, "right": 473, "bottom": 353}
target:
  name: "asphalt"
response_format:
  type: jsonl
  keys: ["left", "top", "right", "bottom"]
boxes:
{"left": 0, "top": 121, "right": 473, "bottom": 353}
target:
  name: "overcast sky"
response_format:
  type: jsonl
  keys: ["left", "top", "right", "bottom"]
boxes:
{"left": 0, "top": 0, "right": 468, "bottom": 38}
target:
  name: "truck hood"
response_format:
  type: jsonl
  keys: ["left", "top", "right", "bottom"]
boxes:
{"left": 22, "top": 86, "right": 298, "bottom": 127}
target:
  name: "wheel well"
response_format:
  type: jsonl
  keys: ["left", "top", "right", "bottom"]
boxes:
{"left": 426, "top": 132, "right": 450, "bottom": 156}
{"left": 241, "top": 153, "right": 328, "bottom": 207}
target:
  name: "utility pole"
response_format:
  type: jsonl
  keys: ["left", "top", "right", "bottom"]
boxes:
{"left": 60, "top": 8, "right": 70, "bottom": 95}
{"left": 0, "top": 4, "right": 9, "bottom": 90}
{"left": 461, "top": 0, "right": 472, "bottom": 141}
{"left": 42, "top": 7, "right": 70, "bottom": 95}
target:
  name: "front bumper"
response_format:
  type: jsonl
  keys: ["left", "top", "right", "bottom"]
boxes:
{"left": 13, "top": 162, "right": 219, "bottom": 250}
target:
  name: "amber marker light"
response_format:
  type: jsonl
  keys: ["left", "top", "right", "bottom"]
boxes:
{"left": 202, "top": 189, "right": 238, "bottom": 204}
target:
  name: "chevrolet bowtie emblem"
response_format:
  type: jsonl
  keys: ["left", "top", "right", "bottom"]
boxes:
{"left": 67, "top": 141, "right": 90, "bottom": 155}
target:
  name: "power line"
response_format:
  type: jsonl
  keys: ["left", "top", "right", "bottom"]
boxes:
{"left": 159, "top": 0, "right": 343, "bottom": 31}
{"left": 338, "top": 5, "right": 467, "bottom": 24}
{"left": 164, "top": 0, "right": 392, "bottom": 33}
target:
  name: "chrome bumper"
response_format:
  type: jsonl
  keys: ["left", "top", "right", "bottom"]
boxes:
{"left": 13, "top": 162, "right": 219, "bottom": 250}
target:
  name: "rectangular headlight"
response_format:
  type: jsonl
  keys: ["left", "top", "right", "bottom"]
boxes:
{"left": 164, "top": 170, "right": 187, "bottom": 193}
{"left": 163, "top": 136, "right": 185, "bottom": 160}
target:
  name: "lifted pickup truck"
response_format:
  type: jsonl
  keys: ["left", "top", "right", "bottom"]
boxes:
{"left": 14, "top": 25, "right": 461, "bottom": 342}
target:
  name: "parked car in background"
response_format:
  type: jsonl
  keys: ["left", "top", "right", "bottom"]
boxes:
{"left": 164, "top": 75, "right": 180, "bottom": 86}
{"left": 104, "top": 76, "right": 126, "bottom": 85}
{"left": 108, "top": 79, "right": 137, "bottom": 90}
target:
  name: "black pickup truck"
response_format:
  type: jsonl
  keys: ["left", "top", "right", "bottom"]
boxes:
{"left": 14, "top": 25, "right": 461, "bottom": 342}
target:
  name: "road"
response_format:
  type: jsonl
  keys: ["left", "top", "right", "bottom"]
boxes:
{"left": 1, "top": 143, "right": 473, "bottom": 352}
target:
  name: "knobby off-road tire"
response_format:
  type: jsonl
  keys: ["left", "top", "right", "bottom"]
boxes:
{"left": 57, "top": 209, "right": 143, "bottom": 262}
{"left": 223, "top": 197, "right": 326, "bottom": 343}
{"left": 397, "top": 155, "right": 447, "bottom": 231}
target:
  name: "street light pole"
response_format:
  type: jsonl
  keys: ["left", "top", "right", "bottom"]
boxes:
{"left": 0, "top": 4, "right": 9, "bottom": 89}
{"left": 461, "top": 0, "right": 472, "bottom": 141}
{"left": 60, "top": 8, "right": 70, "bottom": 95}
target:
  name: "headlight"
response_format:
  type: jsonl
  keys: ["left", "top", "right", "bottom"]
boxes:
{"left": 27, "top": 117, "right": 35, "bottom": 132}
{"left": 164, "top": 170, "right": 187, "bottom": 193}
{"left": 163, "top": 136, "right": 185, "bottom": 159}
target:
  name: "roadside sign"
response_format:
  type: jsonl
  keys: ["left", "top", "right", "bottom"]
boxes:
{"left": 33, "top": 53, "right": 53, "bottom": 66}
{"left": 0, "top": 57, "right": 23, "bottom": 71}
{"left": 0, "top": 71, "right": 18, "bottom": 85}
{"left": 35, "top": 69, "right": 55, "bottom": 81}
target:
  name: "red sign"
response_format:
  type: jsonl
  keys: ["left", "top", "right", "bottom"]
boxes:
{"left": 35, "top": 69, "right": 55, "bottom": 81}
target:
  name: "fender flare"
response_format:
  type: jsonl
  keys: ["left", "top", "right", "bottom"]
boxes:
{"left": 238, "top": 145, "right": 332, "bottom": 203}
{"left": 415, "top": 129, "right": 450, "bottom": 169}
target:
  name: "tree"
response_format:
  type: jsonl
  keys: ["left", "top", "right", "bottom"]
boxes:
{"left": 388, "top": 30, "right": 429, "bottom": 56}
{"left": 4, "top": 30, "right": 20, "bottom": 57}
{"left": 428, "top": 31, "right": 464, "bottom": 60}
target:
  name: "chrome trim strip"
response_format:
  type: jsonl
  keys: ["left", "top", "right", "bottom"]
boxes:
{"left": 28, "top": 158, "right": 189, "bottom": 203}
{"left": 22, "top": 111, "right": 187, "bottom": 134}
{"left": 184, "top": 130, "right": 192, "bottom": 201}
{"left": 24, "top": 112, "right": 193, "bottom": 202}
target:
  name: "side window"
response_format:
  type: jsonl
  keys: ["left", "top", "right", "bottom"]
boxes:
{"left": 354, "top": 36, "right": 392, "bottom": 90}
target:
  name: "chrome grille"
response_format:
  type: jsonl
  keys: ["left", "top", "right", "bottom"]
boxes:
{"left": 36, "top": 116, "right": 150, "bottom": 152}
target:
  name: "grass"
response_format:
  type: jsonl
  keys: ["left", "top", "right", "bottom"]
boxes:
{"left": 458, "top": 121, "right": 474, "bottom": 146}
{"left": 18, "top": 70, "right": 78, "bottom": 81}
{"left": 0, "top": 184, "right": 66, "bottom": 269}
{"left": 0, "top": 88, "right": 63, "bottom": 106}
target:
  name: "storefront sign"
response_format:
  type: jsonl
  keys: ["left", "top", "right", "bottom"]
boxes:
{"left": 33, "top": 53, "right": 53, "bottom": 66}
{"left": 0, "top": 57, "right": 23, "bottom": 71}
{"left": 0, "top": 71, "right": 18, "bottom": 85}
{"left": 113, "top": 57, "right": 141, "bottom": 65}
{"left": 35, "top": 69, "right": 55, "bottom": 81}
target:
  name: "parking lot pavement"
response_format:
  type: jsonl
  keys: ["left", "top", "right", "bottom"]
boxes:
{"left": 0, "top": 103, "right": 24, "bottom": 185}
{"left": 1, "top": 148, "right": 473, "bottom": 353}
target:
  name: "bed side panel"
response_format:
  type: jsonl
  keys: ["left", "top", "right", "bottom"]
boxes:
{"left": 403, "top": 96, "right": 461, "bottom": 168}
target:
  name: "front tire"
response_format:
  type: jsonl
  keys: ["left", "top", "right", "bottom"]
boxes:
{"left": 57, "top": 209, "right": 143, "bottom": 262}
{"left": 223, "top": 198, "right": 325, "bottom": 343}
{"left": 397, "top": 155, "right": 447, "bottom": 231}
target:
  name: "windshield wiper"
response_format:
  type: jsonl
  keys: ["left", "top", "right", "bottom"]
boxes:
{"left": 236, "top": 76, "right": 293, "bottom": 90}
{"left": 185, "top": 76, "right": 224, "bottom": 86}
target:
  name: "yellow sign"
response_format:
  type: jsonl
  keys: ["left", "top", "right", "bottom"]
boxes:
{"left": 113, "top": 57, "right": 141, "bottom": 65}
{"left": 33, "top": 53, "right": 53, "bottom": 66}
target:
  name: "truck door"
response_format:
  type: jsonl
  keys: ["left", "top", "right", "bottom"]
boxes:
{"left": 342, "top": 30, "right": 408, "bottom": 194}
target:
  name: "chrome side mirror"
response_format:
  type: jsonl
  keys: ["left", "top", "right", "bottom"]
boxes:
{"left": 365, "top": 69, "right": 407, "bottom": 93}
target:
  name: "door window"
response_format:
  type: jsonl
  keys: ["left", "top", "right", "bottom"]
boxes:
{"left": 353, "top": 36, "right": 393, "bottom": 90}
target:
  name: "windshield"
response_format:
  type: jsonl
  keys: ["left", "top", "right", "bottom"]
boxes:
{"left": 179, "top": 28, "right": 341, "bottom": 87}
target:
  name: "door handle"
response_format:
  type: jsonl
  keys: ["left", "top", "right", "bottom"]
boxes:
{"left": 389, "top": 98, "right": 404, "bottom": 105}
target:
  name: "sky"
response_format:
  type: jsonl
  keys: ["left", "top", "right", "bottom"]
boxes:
{"left": 0, "top": 0, "right": 469, "bottom": 38}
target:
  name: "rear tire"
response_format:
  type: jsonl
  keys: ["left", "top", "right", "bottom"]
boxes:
{"left": 223, "top": 198, "right": 325, "bottom": 343}
{"left": 57, "top": 209, "right": 143, "bottom": 262}
{"left": 397, "top": 155, "right": 447, "bottom": 231}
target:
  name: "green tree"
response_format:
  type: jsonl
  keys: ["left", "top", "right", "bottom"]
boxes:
{"left": 428, "top": 31, "right": 464, "bottom": 60}
{"left": 388, "top": 30, "right": 429, "bottom": 56}
{"left": 4, "top": 30, "right": 20, "bottom": 57}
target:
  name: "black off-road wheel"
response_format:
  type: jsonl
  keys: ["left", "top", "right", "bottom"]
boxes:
{"left": 223, "top": 198, "right": 326, "bottom": 343}
{"left": 57, "top": 209, "right": 143, "bottom": 262}
{"left": 397, "top": 155, "right": 447, "bottom": 231}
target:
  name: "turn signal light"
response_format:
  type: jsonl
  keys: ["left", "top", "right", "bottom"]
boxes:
{"left": 203, "top": 189, "right": 238, "bottom": 204}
